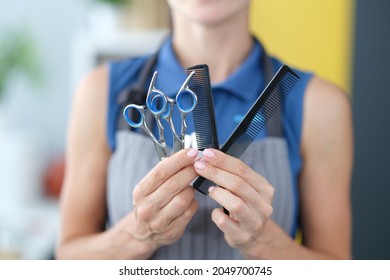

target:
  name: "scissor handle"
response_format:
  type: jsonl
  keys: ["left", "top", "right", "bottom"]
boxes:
{"left": 176, "top": 71, "right": 197, "bottom": 113}
{"left": 123, "top": 104, "right": 145, "bottom": 128}
{"left": 146, "top": 71, "right": 168, "bottom": 115}
{"left": 146, "top": 91, "right": 168, "bottom": 115}
{"left": 176, "top": 88, "right": 198, "bottom": 113}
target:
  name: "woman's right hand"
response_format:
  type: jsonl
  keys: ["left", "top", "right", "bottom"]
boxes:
{"left": 115, "top": 148, "right": 199, "bottom": 256}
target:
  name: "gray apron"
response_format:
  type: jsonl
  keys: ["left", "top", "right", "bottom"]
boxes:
{"left": 106, "top": 45, "right": 296, "bottom": 259}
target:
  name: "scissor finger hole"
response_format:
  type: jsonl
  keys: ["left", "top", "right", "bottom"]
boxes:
{"left": 176, "top": 90, "right": 197, "bottom": 113}
{"left": 147, "top": 92, "right": 167, "bottom": 115}
{"left": 123, "top": 105, "right": 144, "bottom": 128}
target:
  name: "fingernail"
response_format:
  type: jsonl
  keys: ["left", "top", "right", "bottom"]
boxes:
{"left": 194, "top": 160, "right": 206, "bottom": 170}
{"left": 203, "top": 149, "right": 215, "bottom": 159}
{"left": 187, "top": 148, "right": 198, "bottom": 158}
{"left": 208, "top": 186, "right": 215, "bottom": 193}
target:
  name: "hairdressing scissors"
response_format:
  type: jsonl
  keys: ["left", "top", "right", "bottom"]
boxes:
{"left": 123, "top": 71, "right": 197, "bottom": 160}
{"left": 155, "top": 71, "right": 197, "bottom": 153}
{"left": 123, "top": 78, "right": 168, "bottom": 160}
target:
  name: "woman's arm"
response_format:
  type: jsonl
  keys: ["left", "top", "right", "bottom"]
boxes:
{"left": 56, "top": 66, "right": 146, "bottom": 259}
{"left": 194, "top": 76, "right": 353, "bottom": 259}
{"left": 260, "top": 77, "right": 353, "bottom": 259}
{"left": 297, "top": 76, "right": 353, "bottom": 259}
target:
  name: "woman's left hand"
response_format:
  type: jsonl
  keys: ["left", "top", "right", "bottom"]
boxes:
{"left": 193, "top": 148, "right": 275, "bottom": 258}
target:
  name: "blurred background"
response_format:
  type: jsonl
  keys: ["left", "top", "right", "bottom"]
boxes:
{"left": 0, "top": 0, "right": 388, "bottom": 259}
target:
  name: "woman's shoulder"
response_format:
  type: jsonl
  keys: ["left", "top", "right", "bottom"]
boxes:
{"left": 270, "top": 54, "right": 350, "bottom": 121}
{"left": 74, "top": 65, "right": 109, "bottom": 115}
{"left": 301, "top": 75, "right": 352, "bottom": 158}
{"left": 71, "top": 55, "right": 150, "bottom": 151}
{"left": 306, "top": 76, "right": 350, "bottom": 104}
{"left": 304, "top": 76, "right": 351, "bottom": 124}
{"left": 77, "top": 55, "right": 150, "bottom": 102}
{"left": 108, "top": 56, "right": 151, "bottom": 94}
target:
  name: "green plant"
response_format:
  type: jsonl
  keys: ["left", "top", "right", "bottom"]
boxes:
{"left": 0, "top": 28, "right": 42, "bottom": 101}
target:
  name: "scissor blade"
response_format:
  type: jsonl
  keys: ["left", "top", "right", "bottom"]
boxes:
{"left": 153, "top": 141, "right": 167, "bottom": 161}
{"left": 173, "top": 134, "right": 184, "bottom": 153}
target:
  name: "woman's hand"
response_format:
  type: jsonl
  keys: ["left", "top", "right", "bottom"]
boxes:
{"left": 124, "top": 148, "right": 199, "bottom": 255}
{"left": 193, "top": 148, "right": 275, "bottom": 258}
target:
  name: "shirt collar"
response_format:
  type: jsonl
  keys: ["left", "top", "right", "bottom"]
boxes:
{"left": 213, "top": 40, "right": 264, "bottom": 102}
{"left": 155, "top": 36, "right": 264, "bottom": 102}
{"left": 155, "top": 37, "right": 188, "bottom": 97}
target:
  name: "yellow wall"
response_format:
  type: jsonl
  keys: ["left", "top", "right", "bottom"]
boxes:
{"left": 250, "top": 0, "right": 354, "bottom": 93}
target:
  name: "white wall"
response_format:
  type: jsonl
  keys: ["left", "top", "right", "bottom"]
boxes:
{"left": 0, "top": 0, "right": 91, "bottom": 259}
{"left": 1, "top": 0, "right": 89, "bottom": 156}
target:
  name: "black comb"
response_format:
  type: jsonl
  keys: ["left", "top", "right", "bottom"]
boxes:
{"left": 193, "top": 65, "right": 300, "bottom": 195}
{"left": 186, "top": 64, "right": 219, "bottom": 151}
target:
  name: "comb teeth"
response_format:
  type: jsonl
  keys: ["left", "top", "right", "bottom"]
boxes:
{"left": 193, "top": 65, "right": 300, "bottom": 195}
{"left": 186, "top": 65, "right": 219, "bottom": 150}
{"left": 222, "top": 68, "right": 299, "bottom": 157}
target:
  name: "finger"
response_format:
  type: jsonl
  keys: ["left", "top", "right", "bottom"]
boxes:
{"left": 148, "top": 165, "right": 198, "bottom": 208}
{"left": 153, "top": 199, "right": 198, "bottom": 245}
{"left": 211, "top": 208, "right": 253, "bottom": 247}
{"left": 148, "top": 186, "right": 195, "bottom": 233}
{"left": 208, "top": 186, "right": 254, "bottom": 225}
{"left": 212, "top": 208, "right": 256, "bottom": 249}
{"left": 211, "top": 207, "right": 240, "bottom": 232}
{"left": 194, "top": 160, "right": 261, "bottom": 207}
{"left": 133, "top": 148, "right": 198, "bottom": 202}
{"left": 201, "top": 148, "right": 274, "bottom": 200}
{"left": 134, "top": 166, "right": 197, "bottom": 222}
{"left": 209, "top": 186, "right": 273, "bottom": 226}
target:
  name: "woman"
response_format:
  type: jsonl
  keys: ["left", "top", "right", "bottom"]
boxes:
{"left": 56, "top": 0, "right": 353, "bottom": 259}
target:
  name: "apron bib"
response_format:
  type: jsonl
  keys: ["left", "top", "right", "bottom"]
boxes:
{"left": 106, "top": 130, "right": 294, "bottom": 259}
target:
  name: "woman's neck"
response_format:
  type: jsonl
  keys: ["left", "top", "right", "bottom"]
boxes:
{"left": 171, "top": 10, "right": 253, "bottom": 83}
